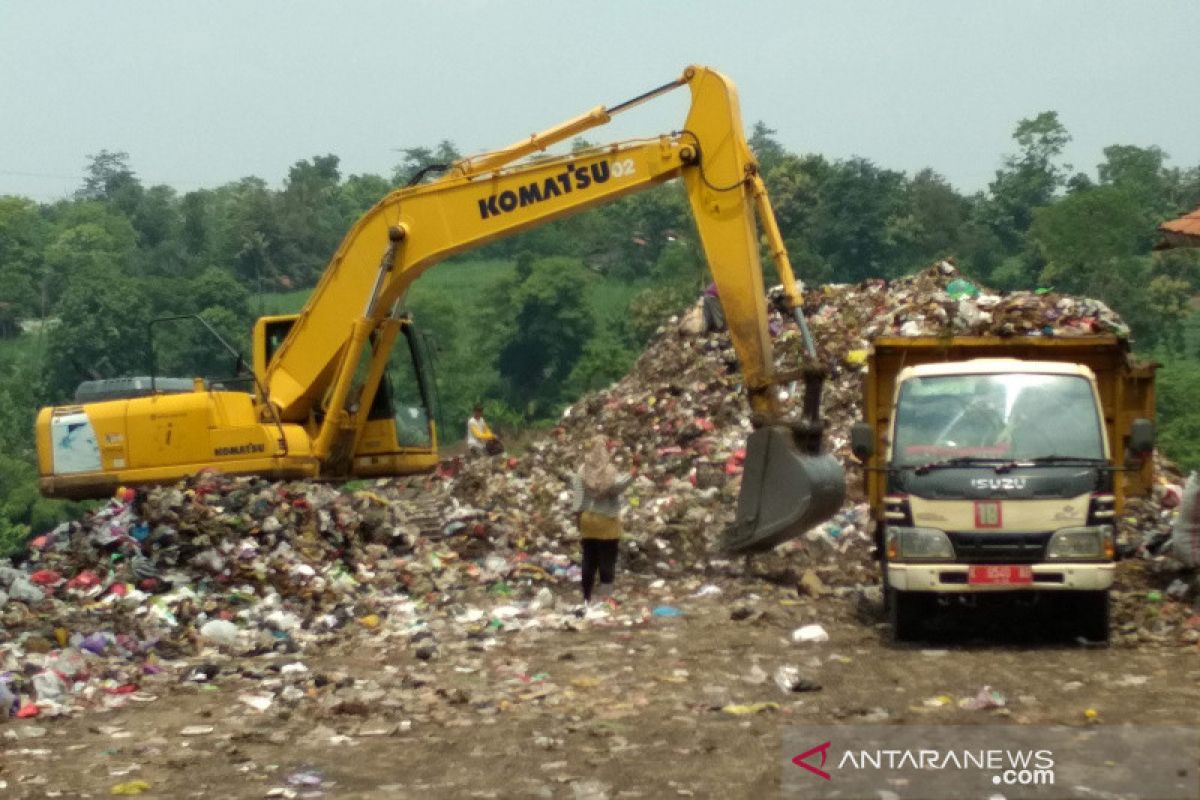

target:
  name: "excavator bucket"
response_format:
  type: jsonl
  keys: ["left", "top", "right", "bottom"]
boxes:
{"left": 721, "top": 425, "right": 846, "bottom": 555}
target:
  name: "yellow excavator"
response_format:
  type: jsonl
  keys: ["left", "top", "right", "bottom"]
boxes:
{"left": 35, "top": 65, "right": 844, "bottom": 554}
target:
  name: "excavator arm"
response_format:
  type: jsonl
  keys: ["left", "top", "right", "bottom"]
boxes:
{"left": 37, "top": 65, "right": 844, "bottom": 553}
{"left": 267, "top": 67, "right": 790, "bottom": 423}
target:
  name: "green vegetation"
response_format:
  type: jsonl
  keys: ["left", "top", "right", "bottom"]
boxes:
{"left": 1, "top": 117, "right": 1199, "bottom": 556}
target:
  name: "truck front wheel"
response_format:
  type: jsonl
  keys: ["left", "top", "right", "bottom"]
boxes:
{"left": 888, "top": 589, "right": 929, "bottom": 642}
{"left": 1068, "top": 591, "right": 1110, "bottom": 644}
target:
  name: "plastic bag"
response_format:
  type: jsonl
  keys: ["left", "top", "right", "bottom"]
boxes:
{"left": 680, "top": 302, "right": 705, "bottom": 335}
{"left": 1171, "top": 471, "right": 1200, "bottom": 567}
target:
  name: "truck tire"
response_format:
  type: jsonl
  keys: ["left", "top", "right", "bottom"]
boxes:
{"left": 1072, "top": 591, "right": 1110, "bottom": 644}
{"left": 888, "top": 589, "right": 927, "bottom": 642}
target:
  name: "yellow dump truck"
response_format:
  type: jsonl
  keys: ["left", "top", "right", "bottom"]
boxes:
{"left": 850, "top": 335, "right": 1157, "bottom": 642}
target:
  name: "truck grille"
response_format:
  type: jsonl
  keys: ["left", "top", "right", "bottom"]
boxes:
{"left": 947, "top": 531, "right": 1052, "bottom": 564}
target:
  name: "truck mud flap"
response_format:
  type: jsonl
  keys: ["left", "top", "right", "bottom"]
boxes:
{"left": 721, "top": 425, "right": 846, "bottom": 555}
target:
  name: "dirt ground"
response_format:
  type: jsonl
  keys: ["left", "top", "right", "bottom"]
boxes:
{"left": 4, "top": 569, "right": 1200, "bottom": 800}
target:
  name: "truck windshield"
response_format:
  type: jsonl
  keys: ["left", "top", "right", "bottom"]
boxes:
{"left": 891, "top": 373, "right": 1104, "bottom": 467}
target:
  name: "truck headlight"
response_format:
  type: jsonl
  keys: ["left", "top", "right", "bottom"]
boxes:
{"left": 887, "top": 526, "right": 954, "bottom": 560}
{"left": 1047, "top": 526, "right": 1113, "bottom": 560}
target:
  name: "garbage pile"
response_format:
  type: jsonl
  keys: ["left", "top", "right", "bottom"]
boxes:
{"left": 2, "top": 260, "right": 1197, "bottom": 721}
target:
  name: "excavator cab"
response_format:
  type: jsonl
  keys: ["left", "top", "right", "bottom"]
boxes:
{"left": 253, "top": 315, "right": 439, "bottom": 477}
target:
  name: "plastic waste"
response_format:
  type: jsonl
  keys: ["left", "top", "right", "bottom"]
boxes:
{"left": 946, "top": 278, "right": 979, "bottom": 299}
{"left": 287, "top": 770, "right": 323, "bottom": 786}
{"left": 791, "top": 624, "right": 829, "bottom": 643}
{"left": 46, "top": 648, "right": 88, "bottom": 679}
{"left": 720, "top": 702, "right": 779, "bottom": 714}
{"left": 1166, "top": 579, "right": 1190, "bottom": 600}
{"left": 199, "top": 619, "right": 239, "bottom": 646}
{"left": 8, "top": 575, "right": 45, "bottom": 603}
{"left": 774, "top": 665, "right": 820, "bottom": 694}
{"left": 31, "top": 670, "right": 67, "bottom": 704}
{"left": 529, "top": 586, "right": 555, "bottom": 610}
{"left": 959, "top": 685, "right": 1006, "bottom": 710}
{"left": 79, "top": 632, "right": 111, "bottom": 655}
{"left": 652, "top": 606, "right": 683, "bottom": 617}
{"left": 180, "top": 725, "right": 215, "bottom": 736}
{"left": 1171, "top": 472, "right": 1200, "bottom": 567}
{"left": 110, "top": 780, "right": 152, "bottom": 796}
{"left": 0, "top": 679, "right": 16, "bottom": 718}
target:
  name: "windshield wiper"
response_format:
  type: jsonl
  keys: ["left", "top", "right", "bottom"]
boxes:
{"left": 1024, "top": 455, "right": 1106, "bottom": 464}
{"left": 911, "top": 457, "right": 1008, "bottom": 475}
{"left": 988, "top": 455, "right": 1106, "bottom": 472}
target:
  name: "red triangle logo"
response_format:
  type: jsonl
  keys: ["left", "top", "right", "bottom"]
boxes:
{"left": 792, "top": 740, "right": 832, "bottom": 780}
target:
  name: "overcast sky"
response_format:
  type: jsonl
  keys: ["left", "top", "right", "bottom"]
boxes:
{"left": 2, "top": 1, "right": 1197, "bottom": 203}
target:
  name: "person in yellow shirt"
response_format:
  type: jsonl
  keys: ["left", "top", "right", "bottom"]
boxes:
{"left": 466, "top": 404, "right": 498, "bottom": 456}
{"left": 572, "top": 435, "right": 634, "bottom": 607}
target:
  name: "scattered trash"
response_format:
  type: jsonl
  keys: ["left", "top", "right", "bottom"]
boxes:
{"left": 287, "top": 770, "right": 324, "bottom": 787}
{"left": 110, "top": 780, "right": 152, "bottom": 796}
{"left": 199, "top": 619, "right": 239, "bottom": 646}
{"left": 959, "top": 686, "right": 1007, "bottom": 711}
{"left": 179, "top": 725, "right": 215, "bottom": 736}
{"left": 791, "top": 624, "right": 830, "bottom": 644}
{"left": 798, "top": 569, "right": 829, "bottom": 598}
{"left": 720, "top": 702, "right": 779, "bottom": 714}
{"left": 774, "top": 666, "right": 820, "bottom": 694}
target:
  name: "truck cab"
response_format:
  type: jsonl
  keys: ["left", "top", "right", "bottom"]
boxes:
{"left": 851, "top": 337, "right": 1156, "bottom": 642}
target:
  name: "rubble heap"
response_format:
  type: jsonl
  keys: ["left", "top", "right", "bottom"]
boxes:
{"left": 2, "top": 260, "right": 1196, "bottom": 721}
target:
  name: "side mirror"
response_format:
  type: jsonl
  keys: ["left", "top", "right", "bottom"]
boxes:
{"left": 1127, "top": 418, "right": 1155, "bottom": 459}
{"left": 851, "top": 421, "right": 875, "bottom": 460}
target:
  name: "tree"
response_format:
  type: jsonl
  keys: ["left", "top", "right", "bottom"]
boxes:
{"left": 43, "top": 263, "right": 150, "bottom": 400}
{"left": 1153, "top": 355, "right": 1200, "bottom": 471}
{"left": 566, "top": 329, "right": 636, "bottom": 396}
{"left": 339, "top": 173, "right": 393, "bottom": 220}
{"left": 76, "top": 150, "right": 144, "bottom": 217}
{"left": 212, "top": 178, "right": 281, "bottom": 290}
{"left": 0, "top": 196, "right": 48, "bottom": 317}
{"left": 180, "top": 189, "right": 215, "bottom": 264}
{"left": 276, "top": 155, "right": 346, "bottom": 284}
{"left": 748, "top": 122, "right": 787, "bottom": 176}
{"left": 391, "top": 141, "right": 461, "bottom": 186}
{"left": 889, "top": 168, "right": 972, "bottom": 268}
{"left": 1030, "top": 186, "right": 1149, "bottom": 295}
{"left": 762, "top": 153, "right": 831, "bottom": 284}
{"left": 1098, "top": 144, "right": 1169, "bottom": 213}
{"left": 40, "top": 204, "right": 139, "bottom": 313}
{"left": 815, "top": 155, "right": 911, "bottom": 281}
{"left": 985, "top": 111, "right": 1072, "bottom": 252}
{"left": 491, "top": 257, "right": 594, "bottom": 417}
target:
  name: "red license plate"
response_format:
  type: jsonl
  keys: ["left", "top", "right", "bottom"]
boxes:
{"left": 968, "top": 565, "right": 1033, "bottom": 585}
